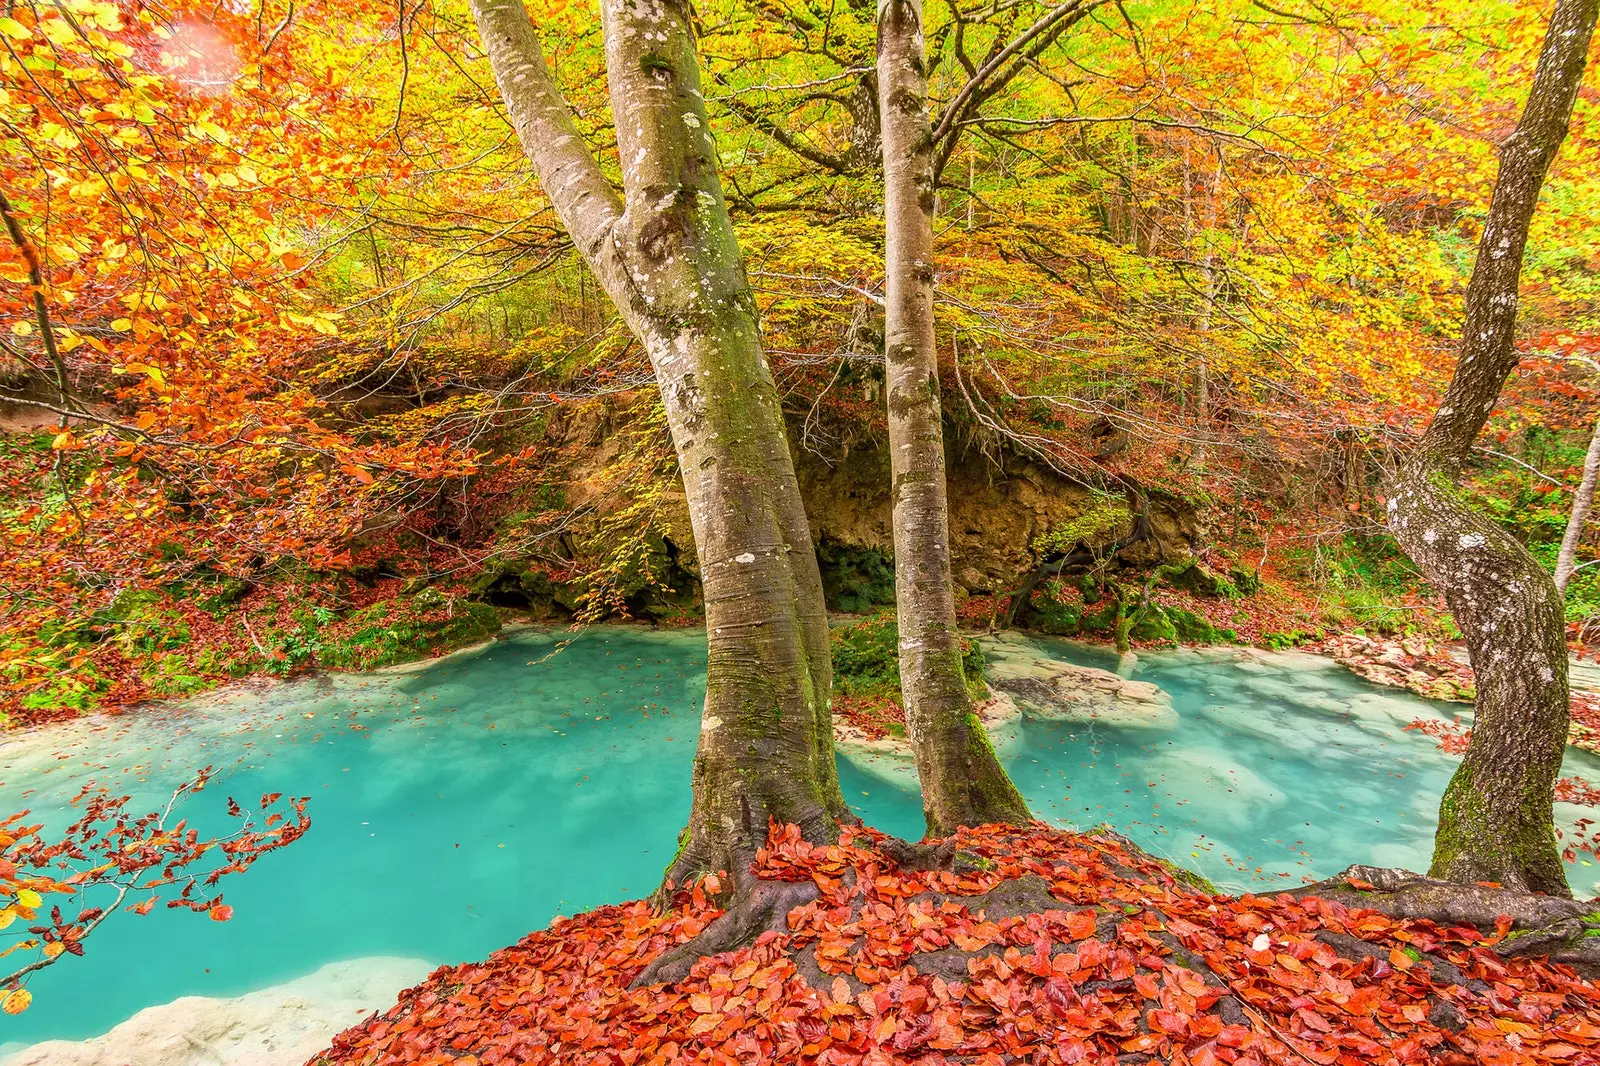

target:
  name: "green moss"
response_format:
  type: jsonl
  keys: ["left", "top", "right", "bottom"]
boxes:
{"left": 1262, "top": 630, "right": 1318, "bottom": 649}
{"left": 140, "top": 652, "right": 210, "bottom": 697}
{"left": 1032, "top": 494, "right": 1132, "bottom": 555}
{"left": 1164, "top": 560, "right": 1241, "bottom": 599}
{"left": 1228, "top": 567, "right": 1261, "bottom": 594}
{"left": 1431, "top": 763, "right": 1564, "bottom": 884}
{"left": 1022, "top": 580, "right": 1084, "bottom": 635}
{"left": 1169, "top": 607, "right": 1236, "bottom": 644}
{"left": 1129, "top": 604, "right": 1178, "bottom": 644}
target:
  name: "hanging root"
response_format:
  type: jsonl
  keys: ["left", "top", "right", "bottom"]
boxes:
{"left": 1293, "top": 865, "right": 1600, "bottom": 977}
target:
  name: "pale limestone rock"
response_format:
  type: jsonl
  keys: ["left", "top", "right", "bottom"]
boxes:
{"left": 1, "top": 956, "right": 432, "bottom": 1066}
{"left": 982, "top": 634, "right": 1176, "bottom": 730}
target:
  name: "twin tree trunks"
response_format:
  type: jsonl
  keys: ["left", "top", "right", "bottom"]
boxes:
{"left": 475, "top": 0, "right": 1596, "bottom": 923}
{"left": 876, "top": 0, "right": 1032, "bottom": 834}
{"left": 1387, "top": 0, "right": 1599, "bottom": 897}
{"left": 472, "top": 0, "right": 1033, "bottom": 897}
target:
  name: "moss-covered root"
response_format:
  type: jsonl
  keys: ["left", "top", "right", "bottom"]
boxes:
{"left": 1293, "top": 864, "right": 1600, "bottom": 977}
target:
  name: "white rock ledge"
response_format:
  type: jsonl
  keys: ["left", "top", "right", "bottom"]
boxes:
{"left": 0, "top": 956, "right": 433, "bottom": 1066}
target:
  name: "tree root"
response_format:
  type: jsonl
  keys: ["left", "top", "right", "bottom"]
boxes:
{"left": 634, "top": 834, "right": 984, "bottom": 989}
{"left": 631, "top": 876, "right": 822, "bottom": 988}
{"left": 1294, "top": 865, "right": 1600, "bottom": 976}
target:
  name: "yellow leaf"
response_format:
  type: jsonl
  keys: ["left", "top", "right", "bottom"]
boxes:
{"left": 110, "top": 318, "right": 132, "bottom": 331}
{"left": 42, "top": 942, "right": 64, "bottom": 960}
{"left": 0, "top": 16, "right": 31, "bottom": 39}
{"left": 16, "top": 889, "right": 41, "bottom": 908}
{"left": 49, "top": 431, "right": 74, "bottom": 451}
{"left": 2, "top": 989, "right": 32, "bottom": 1014}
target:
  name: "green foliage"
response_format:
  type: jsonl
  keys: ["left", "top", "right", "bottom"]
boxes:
{"left": 315, "top": 590, "right": 502, "bottom": 671}
{"left": 817, "top": 541, "right": 897, "bottom": 614}
{"left": 1021, "top": 580, "right": 1234, "bottom": 646}
{"left": 830, "top": 613, "right": 987, "bottom": 704}
{"left": 1290, "top": 533, "right": 1426, "bottom": 635}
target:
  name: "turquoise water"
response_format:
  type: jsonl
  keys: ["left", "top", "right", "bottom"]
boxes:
{"left": 1, "top": 626, "right": 1597, "bottom": 1051}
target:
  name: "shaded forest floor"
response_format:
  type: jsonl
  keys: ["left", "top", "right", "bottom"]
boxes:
{"left": 312, "top": 823, "right": 1600, "bottom": 1066}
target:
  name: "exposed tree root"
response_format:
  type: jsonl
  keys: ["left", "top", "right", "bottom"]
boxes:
{"left": 1295, "top": 864, "right": 1600, "bottom": 976}
{"left": 636, "top": 834, "right": 978, "bottom": 989}
{"left": 632, "top": 876, "right": 823, "bottom": 988}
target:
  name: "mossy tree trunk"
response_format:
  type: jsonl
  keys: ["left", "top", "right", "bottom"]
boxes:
{"left": 877, "top": 0, "right": 1031, "bottom": 836}
{"left": 1385, "top": 0, "right": 1598, "bottom": 897}
{"left": 471, "top": 0, "right": 850, "bottom": 890}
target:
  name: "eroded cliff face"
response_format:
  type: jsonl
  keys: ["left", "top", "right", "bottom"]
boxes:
{"left": 464, "top": 402, "right": 1203, "bottom": 622}
{"left": 795, "top": 444, "right": 1201, "bottom": 601}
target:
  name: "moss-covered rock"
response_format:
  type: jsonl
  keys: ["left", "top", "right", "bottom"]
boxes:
{"left": 1129, "top": 605, "right": 1179, "bottom": 643}
{"left": 195, "top": 575, "right": 253, "bottom": 618}
{"left": 1228, "top": 567, "right": 1261, "bottom": 595}
{"left": 1164, "top": 560, "right": 1240, "bottom": 599}
{"left": 1023, "top": 597, "right": 1083, "bottom": 636}
{"left": 469, "top": 563, "right": 581, "bottom": 620}
{"left": 86, "top": 588, "right": 190, "bottom": 655}
{"left": 1168, "top": 606, "right": 1237, "bottom": 644}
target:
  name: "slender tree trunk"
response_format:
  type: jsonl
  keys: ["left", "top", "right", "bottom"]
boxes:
{"left": 1555, "top": 410, "right": 1600, "bottom": 594}
{"left": 1187, "top": 147, "right": 1219, "bottom": 467}
{"left": 471, "top": 0, "right": 850, "bottom": 890}
{"left": 1386, "top": 0, "right": 1598, "bottom": 897}
{"left": 877, "top": 0, "right": 1031, "bottom": 836}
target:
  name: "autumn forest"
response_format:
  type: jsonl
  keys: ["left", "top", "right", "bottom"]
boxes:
{"left": 4, "top": 0, "right": 1600, "bottom": 1062}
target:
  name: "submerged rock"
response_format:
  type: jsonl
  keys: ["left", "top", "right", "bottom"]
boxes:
{"left": 1, "top": 956, "right": 433, "bottom": 1066}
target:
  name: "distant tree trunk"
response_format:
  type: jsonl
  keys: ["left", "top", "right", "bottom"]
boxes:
{"left": 471, "top": 0, "right": 850, "bottom": 890}
{"left": 1386, "top": 0, "right": 1597, "bottom": 897}
{"left": 876, "top": 0, "right": 1031, "bottom": 836}
{"left": 1554, "top": 410, "right": 1600, "bottom": 594}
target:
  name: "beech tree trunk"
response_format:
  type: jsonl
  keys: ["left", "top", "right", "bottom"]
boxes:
{"left": 1386, "top": 0, "right": 1597, "bottom": 897}
{"left": 470, "top": 0, "right": 850, "bottom": 889}
{"left": 877, "top": 0, "right": 1032, "bottom": 836}
{"left": 1554, "top": 410, "right": 1600, "bottom": 594}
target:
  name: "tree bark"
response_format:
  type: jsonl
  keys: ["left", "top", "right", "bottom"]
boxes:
{"left": 1385, "top": 0, "right": 1598, "bottom": 897}
{"left": 1554, "top": 409, "right": 1600, "bottom": 594}
{"left": 470, "top": 0, "right": 850, "bottom": 890}
{"left": 877, "top": 0, "right": 1031, "bottom": 836}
